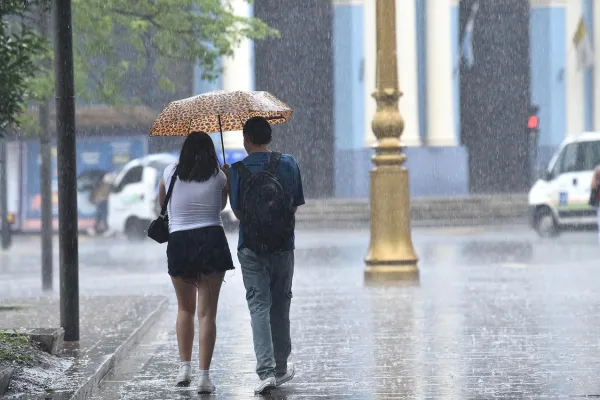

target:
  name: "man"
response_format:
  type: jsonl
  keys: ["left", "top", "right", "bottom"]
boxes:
{"left": 229, "top": 116, "right": 304, "bottom": 394}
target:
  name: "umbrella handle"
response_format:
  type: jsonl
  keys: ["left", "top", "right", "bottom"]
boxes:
{"left": 218, "top": 113, "right": 226, "bottom": 165}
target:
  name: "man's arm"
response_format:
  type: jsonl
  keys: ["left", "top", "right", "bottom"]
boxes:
{"left": 229, "top": 164, "right": 243, "bottom": 220}
{"left": 292, "top": 160, "right": 305, "bottom": 213}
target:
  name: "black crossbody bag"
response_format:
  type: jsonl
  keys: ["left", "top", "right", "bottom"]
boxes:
{"left": 147, "top": 171, "right": 177, "bottom": 243}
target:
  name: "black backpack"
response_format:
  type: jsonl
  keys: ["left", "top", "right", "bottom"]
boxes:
{"left": 233, "top": 152, "right": 295, "bottom": 254}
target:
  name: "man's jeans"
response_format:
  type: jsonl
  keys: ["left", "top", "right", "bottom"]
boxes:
{"left": 238, "top": 248, "right": 294, "bottom": 380}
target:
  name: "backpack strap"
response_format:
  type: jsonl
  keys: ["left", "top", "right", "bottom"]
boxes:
{"left": 233, "top": 161, "right": 252, "bottom": 181}
{"left": 267, "top": 152, "right": 282, "bottom": 173}
{"left": 233, "top": 161, "right": 252, "bottom": 207}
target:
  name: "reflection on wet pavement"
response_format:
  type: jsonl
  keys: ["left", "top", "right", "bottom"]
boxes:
{"left": 3, "top": 226, "right": 600, "bottom": 398}
{"left": 461, "top": 241, "right": 534, "bottom": 263}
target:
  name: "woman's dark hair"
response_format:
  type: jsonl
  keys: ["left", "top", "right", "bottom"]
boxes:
{"left": 177, "top": 131, "right": 219, "bottom": 182}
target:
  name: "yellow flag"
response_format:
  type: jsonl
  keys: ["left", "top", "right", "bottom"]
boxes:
{"left": 573, "top": 17, "right": 594, "bottom": 70}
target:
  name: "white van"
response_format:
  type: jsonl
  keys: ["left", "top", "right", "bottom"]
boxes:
{"left": 528, "top": 132, "right": 600, "bottom": 237}
{"left": 107, "top": 153, "right": 237, "bottom": 240}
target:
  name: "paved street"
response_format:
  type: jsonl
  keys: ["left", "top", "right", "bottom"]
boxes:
{"left": 2, "top": 225, "right": 600, "bottom": 398}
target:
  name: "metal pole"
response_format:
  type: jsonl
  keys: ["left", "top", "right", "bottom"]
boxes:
{"left": 364, "top": 0, "right": 418, "bottom": 282}
{"left": 40, "top": 103, "right": 53, "bottom": 291}
{"left": 0, "top": 137, "right": 10, "bottom": 250}
{"left": 39, "top": 7, "right": 53, "bottom": 292}
{"left": 53, "top": 0, "right": 79, "bottom": 341}
{"left": 218, "top": 114, "right": 226, "bottom": 164}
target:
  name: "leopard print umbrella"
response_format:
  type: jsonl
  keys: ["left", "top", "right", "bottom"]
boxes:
{"left": 150, "top": 90, "right": 293, "bottom": 137}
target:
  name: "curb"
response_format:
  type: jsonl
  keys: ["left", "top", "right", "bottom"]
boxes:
{"left": 411, "top": 218, "right": 528, "bottom": 228}
{"left": 296, "top": 218, "right": 528, "bottom": 230}
{"left": 0, "top": 368, "right": 14, "bottom": 396}
{"left": 62, "top": 297, "right": 168, "bottom": 400}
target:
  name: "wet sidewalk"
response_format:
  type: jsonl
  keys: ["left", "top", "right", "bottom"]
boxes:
{"left": 89, "top": 228, "right": 600, "bottom": 399}
{"left": 1, "top": 295, "right": 168, "bottom": 398}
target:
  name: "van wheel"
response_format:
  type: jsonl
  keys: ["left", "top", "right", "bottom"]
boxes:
{"left": 125, "top": 218, "right": 147, "bottom": 241}
{"left": 535, "top": 208, "right": 559, "bottom": 238}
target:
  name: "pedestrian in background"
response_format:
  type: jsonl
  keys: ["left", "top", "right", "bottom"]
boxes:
{"left": 89, "top": 174, "right": 111, "bottom": 235}
{"left": 229, "top": 117, "right": 304, "bottom": 394}
{"left": 158, "top": 131, "right": 234, "bottom": 394}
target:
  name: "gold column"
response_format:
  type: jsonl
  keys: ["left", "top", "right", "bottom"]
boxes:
{"left": 364, "top": 0, "right": 419, "bottom": 282}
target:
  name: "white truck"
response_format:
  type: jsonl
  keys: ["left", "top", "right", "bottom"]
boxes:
{"left": 528, "top": 132, "right": 600, "bottom": 237}
{"left": 107, "top": 153, "right": 237, "bottom": 240}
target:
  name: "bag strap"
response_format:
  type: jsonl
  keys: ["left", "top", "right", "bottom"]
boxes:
{"left": 267, "top": 152, "right": 282, "bottom": 173}
{"left": 160, "top": 170, "right": 177, "bottom": 218}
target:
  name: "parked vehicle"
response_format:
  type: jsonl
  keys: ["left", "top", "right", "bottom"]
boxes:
{"left": 108, "top": 153, "right": 237, "bottom": 241}
{"left": 528, "top": 132, "right": 600, "bottom": 237}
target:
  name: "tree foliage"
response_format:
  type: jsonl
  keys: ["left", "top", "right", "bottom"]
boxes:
{"left": 11, "top": 0, "right": 277, "bottom": 135}
{"left": 72, "top": 0, "right": 277, "bottom": 105}
{"left": 0, "top": 0, "right": 48, "bottom": 133}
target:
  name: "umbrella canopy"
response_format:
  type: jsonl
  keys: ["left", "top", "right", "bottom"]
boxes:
{"left": 149, "top": 90, "right": 293, "bottom": 137}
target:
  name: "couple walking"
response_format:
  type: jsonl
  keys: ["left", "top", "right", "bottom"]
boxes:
{"left": 158, "top": 116, "right": 304, "bottom": 394}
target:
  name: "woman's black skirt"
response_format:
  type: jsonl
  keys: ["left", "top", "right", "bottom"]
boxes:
{"left": 167, "top": 225, "right": 234, "bottom": 282}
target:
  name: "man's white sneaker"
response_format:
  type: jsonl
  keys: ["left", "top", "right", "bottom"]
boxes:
{"left": 275, "top": 364, "right": 295, "bottom": 387}
{"left": 254, "top": 376, "right": 276, "bottom": 394}
{"left": 175, "top": 364, "right": 192, "bottom": 387}
{"left": 197, "top": 376, "right": 216, "bottom": 394}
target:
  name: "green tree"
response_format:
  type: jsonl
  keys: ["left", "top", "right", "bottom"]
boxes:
{"left": 74, "top": 0, "right": 276, "bottom": 105}
{"left": 0, "top": 0, "right": 48, "bottom": 133}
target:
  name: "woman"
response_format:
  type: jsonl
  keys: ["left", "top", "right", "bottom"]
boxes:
{"left": 158, "top": 131, "right": 234, "bottom": 394}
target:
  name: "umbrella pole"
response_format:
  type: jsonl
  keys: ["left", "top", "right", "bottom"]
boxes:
{"left": 218, "top": 113, "right": 226, "bottom": 165}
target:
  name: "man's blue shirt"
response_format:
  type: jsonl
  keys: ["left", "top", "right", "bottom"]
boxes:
{"left": 229, "top": 152, "right": 305, "bottom": 251}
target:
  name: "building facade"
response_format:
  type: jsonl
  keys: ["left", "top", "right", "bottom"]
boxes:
{"left": 201, "top": 0, "right": 600, "bottom": 198}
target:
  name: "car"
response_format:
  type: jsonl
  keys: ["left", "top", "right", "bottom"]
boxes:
{"left": 108, "top": 153, "right": 177, "bottom": 240}
{"left": 528, "top": 131, "right": 600, "bottom": 237}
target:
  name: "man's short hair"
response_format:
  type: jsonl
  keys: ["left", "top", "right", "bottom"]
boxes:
{"left": 243, "top": 117, "right": 272, "bottom": 145}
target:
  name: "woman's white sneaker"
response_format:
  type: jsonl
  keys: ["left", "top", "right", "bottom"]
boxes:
{"left": 198, "top": 376, "right": 216, "bottom": 394}
{"left": 175, "top": 364, "right": 192, "bottom": 387}
{"left": 254, "top": 376, "right": 276, "bottom": 394}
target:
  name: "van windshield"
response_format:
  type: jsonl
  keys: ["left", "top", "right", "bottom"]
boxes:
{"left": 580, "top": 141, "right": 600, "bottom": 171}
{"left": 148, "top": 161, "right": 172, "bottom": 193}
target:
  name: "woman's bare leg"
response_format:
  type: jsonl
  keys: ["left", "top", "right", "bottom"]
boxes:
{"left": 171, "top": 277, "right": 197, "bottom": 362}
{"left": 196, "top": 272, "right": 225, "bottom": 370}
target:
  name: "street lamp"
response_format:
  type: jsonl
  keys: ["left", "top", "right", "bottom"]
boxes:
{"left": 364, "top": 0, "right": 418, "bottom": 282}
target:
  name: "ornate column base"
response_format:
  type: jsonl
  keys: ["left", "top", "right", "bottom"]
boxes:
{"left": 364, "top": 265, "right": 419, "bottom": 284}
{"left": 364, "top": 165, "right": 419, "bottom": 283}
